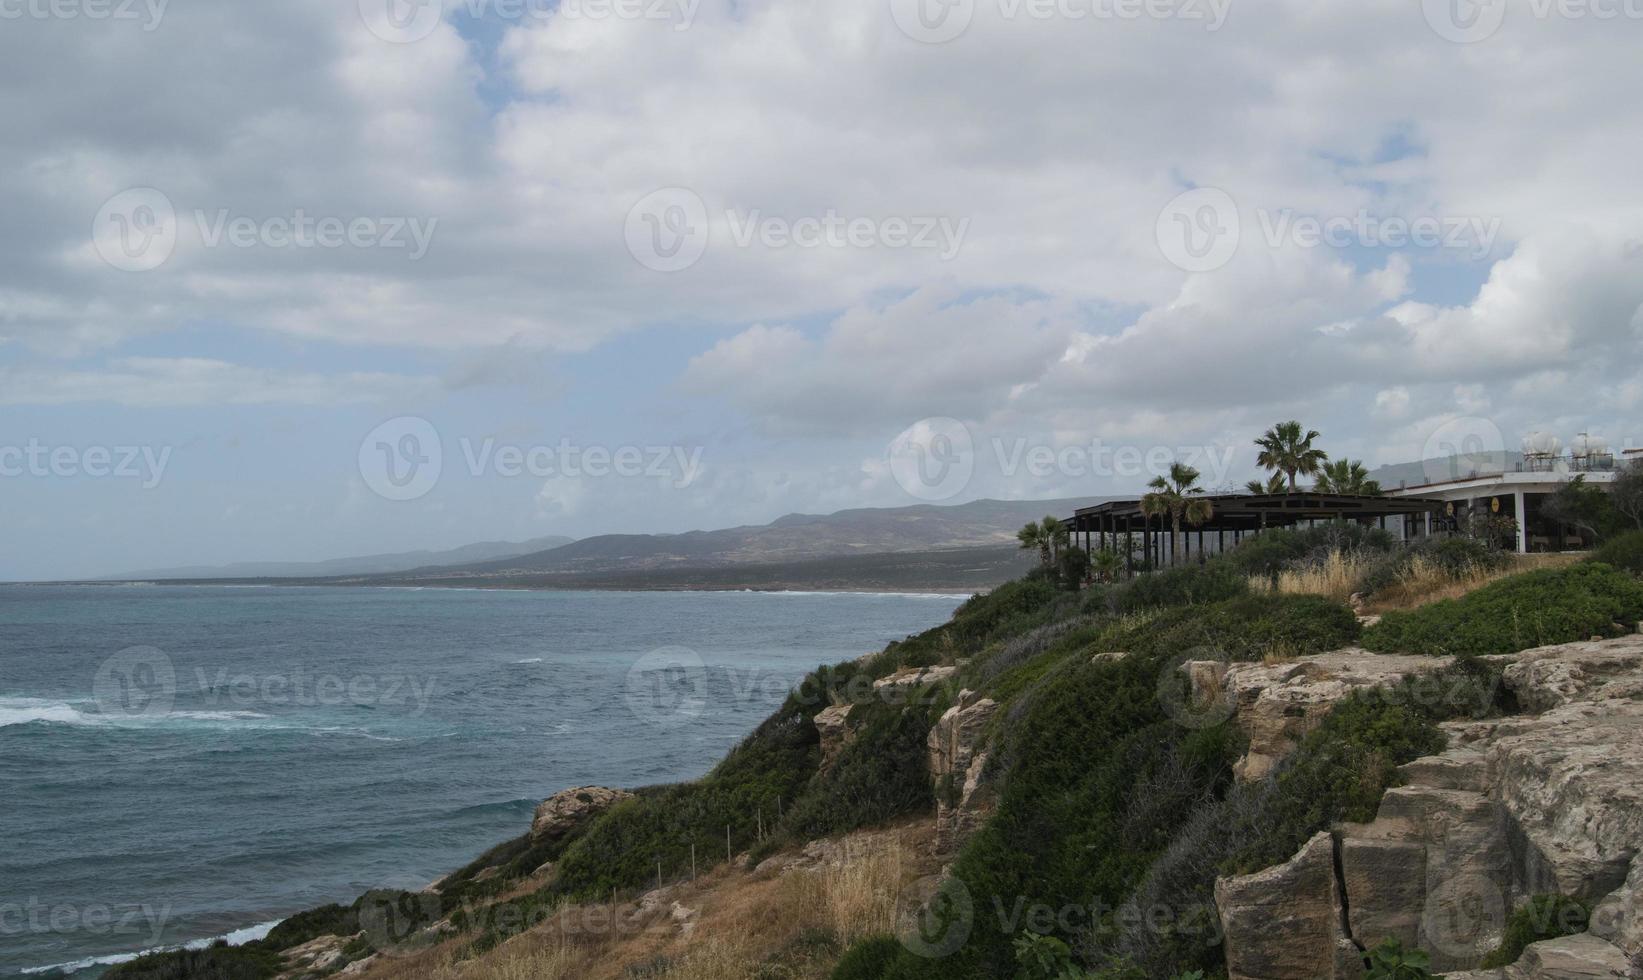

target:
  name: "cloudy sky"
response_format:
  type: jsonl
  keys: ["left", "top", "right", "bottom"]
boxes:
{"left": 2, "top": 0, "right": 1641, "bottom": 580}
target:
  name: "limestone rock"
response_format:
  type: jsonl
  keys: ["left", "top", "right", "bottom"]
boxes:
{"left": 279, "top": 934, "right": 356, "bottom": 976}
{"left": 1218, "top": 634, "right": 1643, "bottom": 977}
{"left": 814, "top": 703, "right": 855, "bottom": 768}
{"left": 874, "top": 664, "right": 959, "bottom": 692}
{"left": 927, "top": 690, "right": 998, "bottom": 855}
{"left": 532, "top": 786, "right": 634, "bottom": 842}
{"left": 1212, "top": 651, "right": 1452, "bottom": 781}
{"left": 1215, "top": 832, "right": 1357, "bottom": 980}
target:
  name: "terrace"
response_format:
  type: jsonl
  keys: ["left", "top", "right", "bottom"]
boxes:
{"left": 1066, "top": 492, "right": 1446, "bottom": 578}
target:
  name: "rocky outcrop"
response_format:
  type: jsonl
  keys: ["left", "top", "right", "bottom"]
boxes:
{"left": 1216, "top": 635, "right": 1643, "bottom": 978}
{"left": 1215, "top": 832, "right": 1363, "bottom": 980}
{"left": 927, "top": 689, "right": 998, "bottom": 855}
{"left": 532, "top": 786, "right": 634, "bottom": 843}
{"left": 1187, "top": 651, "right": 1452, "bottom": 781}
{"left": 875, "top": 664, "right": 959, "bottom": 693}
{"left": 814, "top": 703, "right": 855, "bottom": 768}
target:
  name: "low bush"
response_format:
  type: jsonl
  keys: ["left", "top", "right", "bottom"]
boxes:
{"left": 1478, "top": 894, "right": 1590, "bottom": 968}
{"left": 1363, "top": 563, "right": 1643, "bottom": 657}
{"left": 1097, "top": 593, "right": 1360, "bottom": 663}
{"left": 776, "top": 698, "right": 943, "bottom": 844}
{"left": 103, "top": 945, "right": 285, "bottom": 980}
{"left": 1362, "top": 938, "right": 1435, "bottom": 979}
{"left": 1591, "top": 530, "right": 1643, "bottom": 576}
{"left": 828, "top": 936, "right": 904, "bottom": 980}
{"left": 1103, "top": 561, "right": 1248, "bottom": 613}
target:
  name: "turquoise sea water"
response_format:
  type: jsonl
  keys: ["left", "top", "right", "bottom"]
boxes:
{"left": 0, "top": 585, "right": 961, "bottom": 977}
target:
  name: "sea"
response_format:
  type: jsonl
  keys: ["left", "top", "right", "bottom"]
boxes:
{"left": 0, "top": 584, "right": 962, "bottom": 977}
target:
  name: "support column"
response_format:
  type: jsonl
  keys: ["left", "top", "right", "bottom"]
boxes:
{"left": 1515, "top": 490, "right": 1528, "bottom": 554}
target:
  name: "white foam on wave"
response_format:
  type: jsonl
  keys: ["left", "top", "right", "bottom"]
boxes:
{"left": 511, "top": 657, "right": 544, "bottom": 664}
{"left": 20, "top": 920, "right": 282, "bottom": 976}
{"left": 0, "top": 697, "right": 97, "bottom": 729}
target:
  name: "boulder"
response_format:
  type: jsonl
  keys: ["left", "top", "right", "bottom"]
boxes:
{"left": 874, "top": 664, "right": 959, "bottom": 693}
{"left": 532, "top": 786, "right": 634, "bottom": 843}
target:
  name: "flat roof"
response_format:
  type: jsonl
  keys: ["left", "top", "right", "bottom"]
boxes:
{"left": 1069, "top": 491, "right": 1442, "bottom": 533}
{"left": 1390, "top": 470, "right": 1619, "bottom": 494}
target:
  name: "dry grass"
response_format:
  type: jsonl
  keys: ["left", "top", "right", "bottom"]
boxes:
{"left": 361, "top": 822, "right": 934, "bottom": 980}
{"left": 1248, "top": 549, "right": 1375, "bottom": 604}
{"left": 1249, "top": 548, "right": 1584, "bottom": 615}
{"left": 779, "top": 839, "right": 906, "bottom": 946}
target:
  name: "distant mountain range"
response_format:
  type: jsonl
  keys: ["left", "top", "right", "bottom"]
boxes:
{"left": 112, "top": 498, "right": 1100, "bottom": 591}
{"left": 113, "top": 536, "right": 577, "bottom": 582}
{"left": 1367, "top": 451, "right": 1524, "bottom": 490}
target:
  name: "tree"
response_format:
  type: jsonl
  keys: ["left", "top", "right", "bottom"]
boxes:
{"left": 1254, "top": 421, "right": 1329, "bottom": 492}
{"left": 1541, "top": 475, "right": 1618, "bottom": 543}
{"left": 1018, "top": 516, "right": 1069, "bottom": 568}
{"left": 1142, "top": 463, "right": 1215, "bottom": 565}
{"left": 1313, "top": 459, "right": 1383, "bottom": 496}
{"left": 1613, "top": 460, "right": 1643, "bottom": 531}
{"left": 1244, "top": 474, "right": 1288, "bottom": 495}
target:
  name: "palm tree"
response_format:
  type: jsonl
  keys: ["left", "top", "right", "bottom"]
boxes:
{"left": 1244, "top": 474, "right": 1288, "bottom": 495}
{"left": 1142, "top": 463, "right": 1215, "bottom": 565}
{"left": 1313, "top": 459, "right": 1383, "bottom": 496}
{"left": 1254, "top": 421, "right": 1329, "bottom": 492}
{"left": 1017, "top": 517, "right": 1068, "bottom": 568}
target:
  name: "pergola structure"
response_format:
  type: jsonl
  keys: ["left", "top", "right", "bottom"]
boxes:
{"left": 1066, "top": 492, "right": 1447, "bottom": 578}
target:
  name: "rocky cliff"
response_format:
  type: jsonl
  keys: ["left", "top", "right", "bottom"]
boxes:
{"left": 1215, "top": 635, "right": 1643, "bottom": 979}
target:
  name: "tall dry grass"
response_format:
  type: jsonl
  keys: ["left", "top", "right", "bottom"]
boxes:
{"left": 780, "top": 840, "right": 906, "bottom": 947}
{"left": 1361, "top": 555, "right": 1516, "bottom": 613}
{"left": 1248, "top": 549, "right": 1375, "bottom": 604}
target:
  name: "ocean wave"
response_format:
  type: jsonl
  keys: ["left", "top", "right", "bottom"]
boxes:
{"left": 511, "top": 657, "right": 544, "bottom": 664}
{"left": 21, "top": 919, "right": 281, "bottom": 976}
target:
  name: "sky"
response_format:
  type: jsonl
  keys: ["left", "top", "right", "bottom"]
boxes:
{"left": 2, "top": 0, "right": 1641, "bottom": 581}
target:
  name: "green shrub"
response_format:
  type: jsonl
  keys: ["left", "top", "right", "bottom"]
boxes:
{"left": 1479, "top": 894, "right": 1590, "bottom": 968}
{"left": 829, "top": 936, "right": 905, "bottom": 980}
{"left": 777, "top": 698, "right": 942, "bottom": 843}
{"left": 1105, "top": 561, "right": 1248, "bottom": 613}
{"left": 1098, "top": 593, "right": 1360, "bottom": 663}
{"left": 1362, "top": 938, "right": 1435, "bottom": 979}
{"left": 260, "top": 903, "right": 358, "bottom": 951}
{"left": 1363, "top": 563, "right": 1643, "bottom": 657}
{"left": 104, "top": 945, "right": 284, "bottom": 980}
{"left": 1591, "top": 530, "right": 1643, "bottom": 576}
